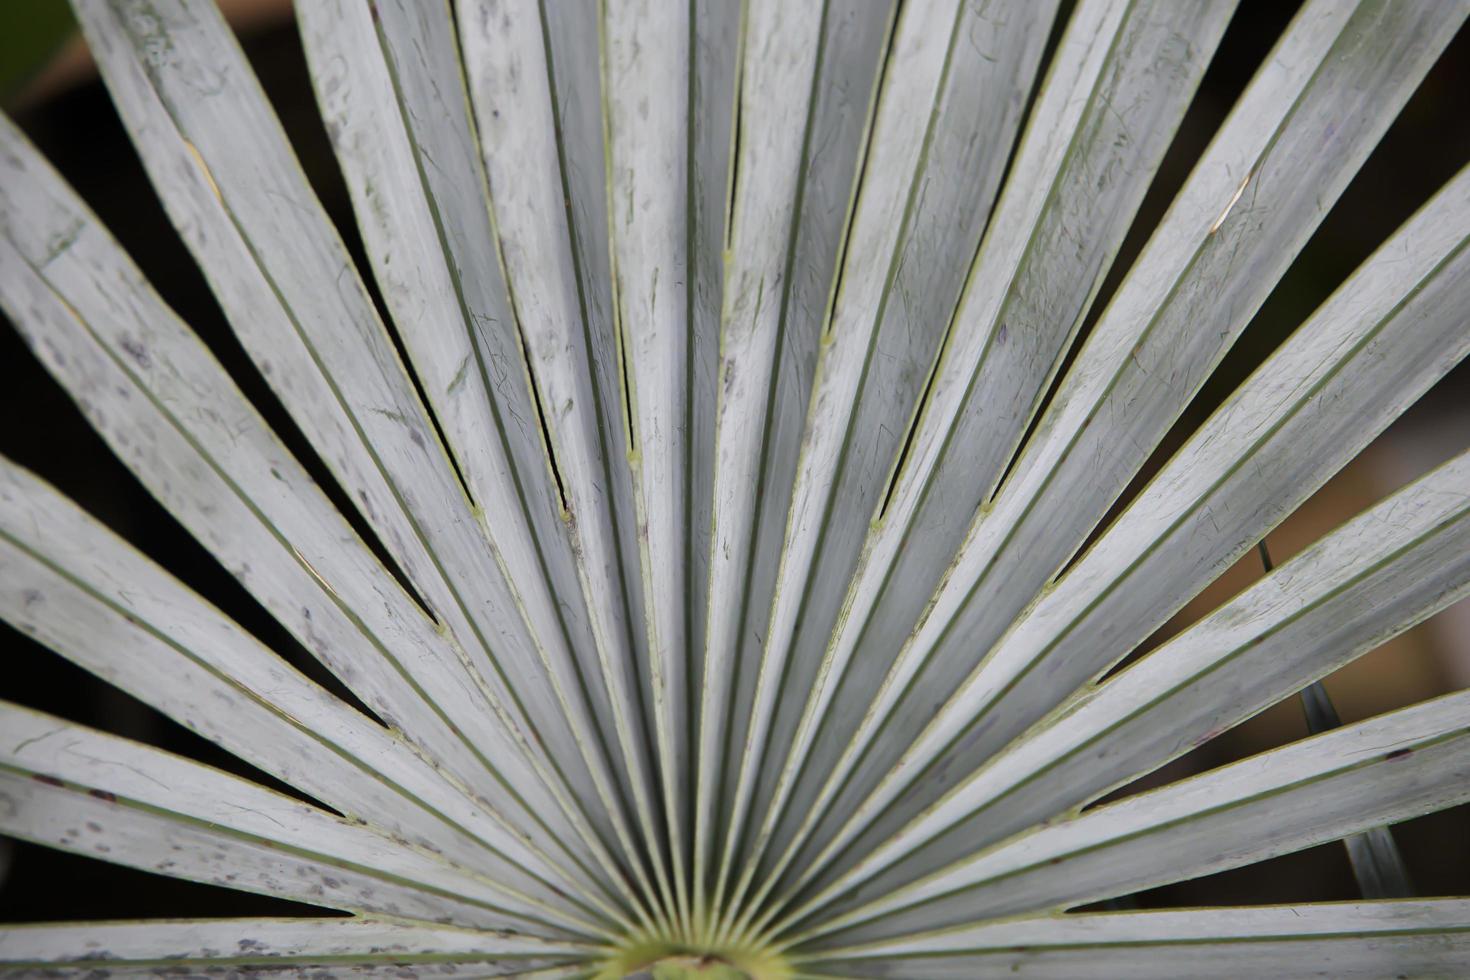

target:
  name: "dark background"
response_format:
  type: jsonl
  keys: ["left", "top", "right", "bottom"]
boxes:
{"left": 2, "top": 1, "right": 1468, "bottom": 922}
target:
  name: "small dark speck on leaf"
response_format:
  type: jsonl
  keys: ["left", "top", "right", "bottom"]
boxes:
{"left": 120, "top": 338, "right": 151, "bottom": 369}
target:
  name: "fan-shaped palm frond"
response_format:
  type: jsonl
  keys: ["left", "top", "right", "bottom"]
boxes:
{"left": 2, "top": 0, "right": 1469, "bottom": 976}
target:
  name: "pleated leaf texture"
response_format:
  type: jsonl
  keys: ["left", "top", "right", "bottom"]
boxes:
{"left": 2, "top": 0, "right": 1470, "bottom": 977}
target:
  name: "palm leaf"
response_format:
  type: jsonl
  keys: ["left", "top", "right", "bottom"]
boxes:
{"left": 1, "top": 0, "right": 1467, "bottom": 976}
{"left": 0, "top": 917, "right": 587, "bottom": 976}
{"left": 806, "top": 901, "right": 1470, "bottom": 978}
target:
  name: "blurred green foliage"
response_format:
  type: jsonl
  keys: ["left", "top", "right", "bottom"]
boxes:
{"left": 1, "top": 0, "right": 76, "bottom": 103}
